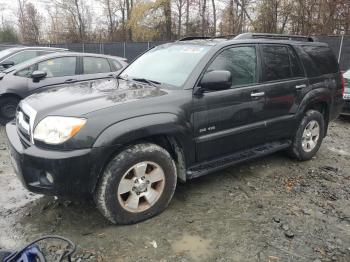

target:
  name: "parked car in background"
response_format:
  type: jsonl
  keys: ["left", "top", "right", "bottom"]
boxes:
{"left": 341, "top": 69, "right": 350, "bottom": 115}
{"left": 0, "top": 52, "right": 127, "bottom": 124}
{"left": 0, "top": 46, "right": 67, "bottom": 71}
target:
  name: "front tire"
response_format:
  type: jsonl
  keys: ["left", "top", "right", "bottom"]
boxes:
{"left": 0, "top": 96, "right": 20, "bottom": 125}
{"left": 288, "top": 110, "right": 325, "bottom": 161}
{"left": 94, "top": 143, "right": 177, "bottom": 224}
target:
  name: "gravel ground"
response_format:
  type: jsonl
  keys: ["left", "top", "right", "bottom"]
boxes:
{"left": 0, "top": 118, "right": 350, "bottom": 262}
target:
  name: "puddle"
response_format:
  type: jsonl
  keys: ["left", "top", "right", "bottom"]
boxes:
{"left": 171, "top": 234, "right": 214, "bottom": 261}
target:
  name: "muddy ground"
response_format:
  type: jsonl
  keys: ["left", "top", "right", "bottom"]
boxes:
{"left": 0, "top": 118, "right": 350, "bottom": 262}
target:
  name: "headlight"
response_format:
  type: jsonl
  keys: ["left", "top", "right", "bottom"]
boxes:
{"left": 34, "top": 116, "right": 86, "bottom": 144}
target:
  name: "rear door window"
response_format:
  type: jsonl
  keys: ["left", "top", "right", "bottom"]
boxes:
{"left": 38, "top": 57, "right": 77, "bottom": 77}
{"left": 83, "top": 57, "right": 111, "bottom": 74}
{"left": 207, "top": 46, "right": 257, "bottom": 87}
{"left": 261, "top": 45, "right": 292, "bottom": 82}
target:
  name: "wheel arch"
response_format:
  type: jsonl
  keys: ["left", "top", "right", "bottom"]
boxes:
{"left": 0, "top": 92, "right": 22, "bottom": 101}
{"left": 90, "top": 114, "right": 192, "bottom": 193}
{"left": 297, "top": 88, "right": 331, "bottom": 136}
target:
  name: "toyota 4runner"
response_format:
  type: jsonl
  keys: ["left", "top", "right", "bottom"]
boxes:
{"left": 6, "top": 33, "right": 345, "bottom": 224}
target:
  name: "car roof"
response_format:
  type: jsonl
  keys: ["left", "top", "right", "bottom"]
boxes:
{"left": 4, "top": 52, "right": 126, "bottom": 73}
{"left": 4, "top": 46, "right": 68, "bottom": 52}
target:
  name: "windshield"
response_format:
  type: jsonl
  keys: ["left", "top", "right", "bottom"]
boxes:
{"left": 120, "top": 44, "right": 210, "bottom": 88}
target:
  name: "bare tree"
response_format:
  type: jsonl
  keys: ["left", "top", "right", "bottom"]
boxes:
{"left": 211, "top": 0, "right": 216, "bottom": 35}
{"left": 201, "top": 0, "right": 207, "bottom": 35}
{"left": 175, "top": 0, "right": 185, "bottom": 38}
{"left": 99, "top": 0, "right": 119, "bottom": 41}
{"left": 17, "top": 0, "right": 42, "bottom": 44}
{"left": 53, "top": 0, "right": 91, "bottom": 42}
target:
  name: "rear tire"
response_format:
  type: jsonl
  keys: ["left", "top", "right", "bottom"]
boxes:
{"left": 94, "top": 143, "right": 177, "bottom": 224}
{"left": 288, "top": 110, "right": 325, "bottom": 161}
{"left": 0, "top": 96, "right": 20, "bottom": 125}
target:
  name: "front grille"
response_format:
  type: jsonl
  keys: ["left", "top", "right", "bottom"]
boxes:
{"left": 16, "top": 101, "right": 37, "bottom": 144}
{"left": 16, "top": 108, "right": 31, "bottom": 143}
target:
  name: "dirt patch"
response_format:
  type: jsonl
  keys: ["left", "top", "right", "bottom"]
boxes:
{"left": 171, "top": 234, "right": 214, "bottom": 261}
{"left": 0, "top": 118, "right": 350, "bottom": 261}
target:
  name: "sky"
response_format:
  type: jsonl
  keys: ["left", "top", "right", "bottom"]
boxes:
{"left": 0, "top": 0, "right": 103, "bottom": 26}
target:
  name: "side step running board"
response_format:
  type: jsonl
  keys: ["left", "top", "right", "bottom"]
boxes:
{"left": 187, "top": 140, "right": 291, "bottom": 179}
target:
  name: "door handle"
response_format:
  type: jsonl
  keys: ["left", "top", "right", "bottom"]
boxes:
{"left": 295, "top": 84, "right": 306, "bottom": 90}
{"left": 251, "top": 91, "right": 265, "bottom": 97}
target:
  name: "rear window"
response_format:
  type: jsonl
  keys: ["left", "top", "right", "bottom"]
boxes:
{"left": 261, "top": 45, "right": 304, "bottom": 82}
{"left": 83, "top": 57, "right": 111, "bottom": 74}
{"left": 301, "top": 45, "right": 338, "bottom": 75}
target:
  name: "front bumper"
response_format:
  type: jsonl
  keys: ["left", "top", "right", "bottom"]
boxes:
{"left": 6, "top": 122, "right": 108, "bottom": 196}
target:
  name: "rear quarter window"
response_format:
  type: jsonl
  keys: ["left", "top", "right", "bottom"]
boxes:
{"left": 301, "top": 45, "right": 339, "bottom": 75}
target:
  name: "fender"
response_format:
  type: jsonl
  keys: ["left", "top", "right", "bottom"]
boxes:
{"left": 93, "top": 112, "right": 194, "bottom": 167}
{"left": 296, "top": 87, "right": 332, "bottom": 120}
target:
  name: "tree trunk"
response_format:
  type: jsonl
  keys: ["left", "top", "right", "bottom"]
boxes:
{"left": 211, "top": 0, "right": 216, "bottom": 36}
{"left": 229, "top": 0, "right": 234, "bottom": 34}
{"left": 201, "top": 0, "right": 206, "bottom": 36}
{"left": 126, "top": 0, "right": 132, "bottom": 41}
{"left": 177, "top": 0, "right": 183, "bottom": 38}
{"left": 73, "top": 0, "right": 84, "bottom": 40}
{"left": 185, "top": 0, "right": 189, "bottom": 35}
{"left": 106, "top": 0, "right": 114, "bottom": 41}
{"left": 163, "top": 0, "right": 172, "bottom": 40}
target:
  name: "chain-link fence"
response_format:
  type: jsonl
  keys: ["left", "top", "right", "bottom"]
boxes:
{"left": 1, "top": 36, "right": 349, "bottom": 70}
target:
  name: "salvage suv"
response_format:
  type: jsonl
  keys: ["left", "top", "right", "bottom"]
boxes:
{"left": 6, "top": 33, "right": 344, "bottom": 224}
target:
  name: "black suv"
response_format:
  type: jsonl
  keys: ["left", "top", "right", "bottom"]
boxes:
{"left": 6, "top": 33, "right": 344, "bottom": 224}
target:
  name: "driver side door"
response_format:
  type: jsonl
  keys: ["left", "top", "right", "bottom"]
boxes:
{"left": 27, "top": 56, "right": 79, "bottom": 94}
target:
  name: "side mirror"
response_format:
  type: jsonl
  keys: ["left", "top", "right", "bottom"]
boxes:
{"left": 31, "top": 70, "right": 47, "bottom": 81}
{"left": 200, "top": 70, "right": 232, "bottom": 91}
{"left": 0, "top": 60, "right": 15, "bottom": 69}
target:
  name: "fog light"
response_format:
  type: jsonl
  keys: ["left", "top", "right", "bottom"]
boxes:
{"left": 46, "top": 172, "right": 54, "bottom": 184}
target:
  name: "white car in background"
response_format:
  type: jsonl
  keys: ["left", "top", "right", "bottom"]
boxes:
{"left": 342, "top": 69, "right": 350, "bottom": 115}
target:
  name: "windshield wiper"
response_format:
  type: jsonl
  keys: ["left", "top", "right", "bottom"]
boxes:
{"left": 117, "top": 75, "right": 128, "bottom": 80}
{"left": 131, "top": 78, "right": 161, "bottom": 87}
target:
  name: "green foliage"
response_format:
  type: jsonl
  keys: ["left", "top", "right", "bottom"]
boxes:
{"left": 0, "top": 26, "right": 19, "bottom": 44}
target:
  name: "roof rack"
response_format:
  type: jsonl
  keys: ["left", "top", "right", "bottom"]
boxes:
{"left": 178, "top": 35, "right": 237, "bottom": 42}
{"left": 178, "top": 36, "right": 212, "bottom": 41}
{"left": 233, "top": 33, "right": 314, "bottom": 42}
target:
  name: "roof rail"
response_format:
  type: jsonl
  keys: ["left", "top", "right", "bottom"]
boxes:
{"left": 177, "top": 35, "right": 237, "bottom": 41}
{"left": 178, "top": 36, "right": 212, "bottom": 41}
{"left": 233, "top": 33, "right": 314, "bottom": 42}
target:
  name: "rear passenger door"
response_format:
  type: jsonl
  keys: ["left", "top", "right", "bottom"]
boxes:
{"left": 80, "top": 56, "right": 114, "bottom": 81}
{"left": 258, "top": 44, "right": 307, "bottom": 140}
